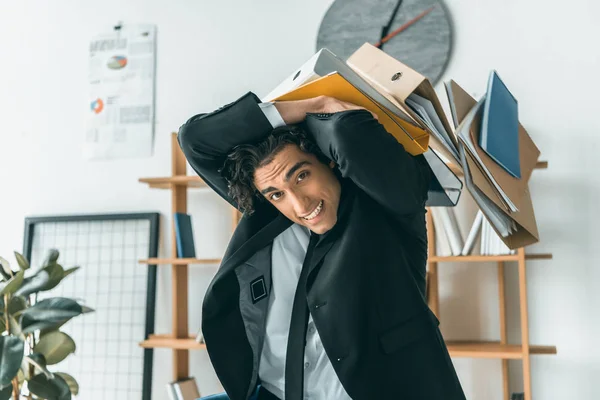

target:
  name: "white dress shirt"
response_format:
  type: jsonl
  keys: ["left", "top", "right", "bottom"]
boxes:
{"left": 258, "top": 223, "right": 352, "bottom": 400}
{"left": 257, "top": 103, "right": 352, "bottom": 399}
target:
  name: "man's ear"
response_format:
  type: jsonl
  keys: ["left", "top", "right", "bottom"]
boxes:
{"left": 329, "top": 160, "right": 336, "bottom": 169}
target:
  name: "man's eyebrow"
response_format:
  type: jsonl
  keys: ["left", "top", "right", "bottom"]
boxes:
{"left": 284, "top": 161, "right": 312, "bottom": 182}
{"left": 259, "top": 161, "right": 312, "bottom": 195}
{"left": 260, "top": 186, "right": 278, "bottom": 195}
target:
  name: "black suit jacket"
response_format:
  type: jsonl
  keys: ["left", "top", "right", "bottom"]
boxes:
{"left": 178, "top": 92, "right": 466, "bottom": 400}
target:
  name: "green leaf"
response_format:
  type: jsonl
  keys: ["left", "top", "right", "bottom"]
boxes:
{"left": 42, "top": 249, "right": 60, "bottom": 267}
{"left": 23, "top": 320, "right": 68, "bottom": 335}
{"left": 20, "top": 297, "right": 82, "bottom": 334}
{"left": 7, "top": 296, "right": 26, "bottom": 316}
{"left": 0, "top": 257, "right": 12, "bottom": 279}
{"left": 39, "top": 320, "right": 67, "bottom": 338}
{"left": 0, "top": 336, "right": 24, "bottom": 386}
{"left": 33, "top": 331, "right": 76, "bottom": 365}
{"left": 13, "top": 252, "right": 29, "bottom": 271}
{"left": 14, "top": 270, "right": 50, "bottom": 298}
{"left": 55, "top": 372, "right": 78, "bottom": 395}
{"left": 28, "top": 373, "right": 71, "bottom": 400}
{"left": 62, "top": 267, "right": 79, "bottom": 280}
{"left": 80, "top": 305, "right": 95, "bottom": 314}
{"left": 24, "top": 353, "right": 54, "bottom": 380}
{"left": 0, "top": 270, "right": 24, "bottom": 296}
{"left": 41, "top": 263, "right": 65, "bottom": 291}
{"left": 0, "top": 384, "right": 12, "bottom": 400}
{"left": 8, "top": 315, "right": 22, "bottom": 338}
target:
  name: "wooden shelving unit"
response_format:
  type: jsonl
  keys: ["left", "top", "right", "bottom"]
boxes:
{"left": 425, "top": 162, "right": 556, "bottom": 400}
{"left": 138, "top": 133, "right": 240, "bottom": 381}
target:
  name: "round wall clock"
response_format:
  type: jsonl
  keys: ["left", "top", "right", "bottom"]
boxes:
{"left": 317, "top": 0, "right": 453, "bottom": 85}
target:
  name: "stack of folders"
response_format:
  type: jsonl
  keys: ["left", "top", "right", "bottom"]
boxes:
{"left": 167, "top": 377, "right": 201, "bottom": 400}
{"left": 445, "top": 76, "right": 540, "bottom": 250}
{"left": 265, "top": 43, "right": 541, "bottom": 250}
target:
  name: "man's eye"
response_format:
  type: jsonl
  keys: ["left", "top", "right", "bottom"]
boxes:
{"left": 270, "top": 192, "right": 283, "bottom": 201}
{"left": 297, "top": 171, "right": 309, "bottom": 182}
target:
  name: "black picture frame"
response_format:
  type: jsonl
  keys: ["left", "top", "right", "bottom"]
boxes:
{"left": 22, "top": 212, "right": 160, "bottom": 400}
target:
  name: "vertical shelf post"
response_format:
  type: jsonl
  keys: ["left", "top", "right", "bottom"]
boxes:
{"left": 498, "top": 261, "right": 509, "bottom": 399}
{"left": 426, "top": 210, "right": 440, "bottom": 318}
{"left": 517, "top": 247, "right": 532, "bottom": 399}
{"left": 171, "top": 133, "right": 189, "bottom": 380}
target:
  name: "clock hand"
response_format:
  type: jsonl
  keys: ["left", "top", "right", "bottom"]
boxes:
{"left": 378, "top": 0, "right": 404, "bottom": 49}
{"left": 374, "top": 5, "right": 436, "bottom": 48}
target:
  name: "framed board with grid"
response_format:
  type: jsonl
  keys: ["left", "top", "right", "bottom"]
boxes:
{"left": 22, "top": 212, "right": 160, "bottom": 400}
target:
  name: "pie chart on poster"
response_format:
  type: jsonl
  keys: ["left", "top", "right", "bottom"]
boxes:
{"left": 107, "top": 55, "right": 128, "bottom": 70}
{"left": 91, "top": 98, "right": 104, "bottom": 114}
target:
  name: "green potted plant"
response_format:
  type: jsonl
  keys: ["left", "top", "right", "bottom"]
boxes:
{"left": 0, "top": 249, "right": 92, "bottom": 400}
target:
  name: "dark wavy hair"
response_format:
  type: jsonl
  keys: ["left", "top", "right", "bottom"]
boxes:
{"left": 220, "top": 125, "right": 331, "bottom": 215}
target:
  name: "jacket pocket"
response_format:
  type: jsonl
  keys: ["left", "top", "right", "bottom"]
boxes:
{"left": 379, "top": 311, "right": 440, "bottom": 355}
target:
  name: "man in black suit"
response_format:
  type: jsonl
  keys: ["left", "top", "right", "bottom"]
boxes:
{"left": 178, "top": 92, "right": 466, "bottom": 400}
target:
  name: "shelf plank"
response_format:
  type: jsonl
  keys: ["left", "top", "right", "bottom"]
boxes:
{"left": 524, "top": 253, "right": 553, "bottom": 260}
{"left": 139, "top": 175, "right": 206, "bottom": 189}
{"left": 139, "top": 337, "right": 556, "bottom": 357}
{"left": 429, "top": 253, "right": 552, "bottom": 263}
{"left": 139, "top": 258, "right": 222, "bottom": 265}
{"left": 140, "top": 336, "right": 206, "bottom": 350}
{"left": 447, "top": 341, "right": 556, "bottom": 359}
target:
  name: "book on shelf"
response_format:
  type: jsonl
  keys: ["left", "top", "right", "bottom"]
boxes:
{"left": 430, "top": 207, "right": 464, "bottom": 256}
{"left": 167, "top": 377, "right": 200, "bottom": 400}
{"left": 461, "top": 211, "right": 483, "bottom": 256}
{"left": 432, "top": 209, "right": 515, "bottom": 256}
{"left": 430, "top": 208, "right": 452, "bottom": 256}
{"left": 480, "top": 217, "right": 515, "bottom": 255}
{"left": 174, "top": 213, "right": 196, "bottom": 258}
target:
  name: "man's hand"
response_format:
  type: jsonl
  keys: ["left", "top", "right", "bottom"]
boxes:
{"left": 274, "top": 96, "right": 378, "bottom": 125}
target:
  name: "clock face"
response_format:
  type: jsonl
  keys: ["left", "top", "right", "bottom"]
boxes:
{"left": 317, "top": 0, "right": 453, "bottom": 85}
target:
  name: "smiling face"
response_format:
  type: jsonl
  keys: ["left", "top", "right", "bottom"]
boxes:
{"left": 253, "top": 144, "right": 341, "bottom": 234}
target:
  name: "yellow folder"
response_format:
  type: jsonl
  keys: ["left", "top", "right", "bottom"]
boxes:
{"left": 273, "top": 73, "right": 429, "bottom": 156}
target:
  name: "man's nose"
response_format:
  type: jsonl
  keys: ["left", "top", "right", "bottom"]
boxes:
{"left": 290, "top": 193, "right": 312, "bottom": 217}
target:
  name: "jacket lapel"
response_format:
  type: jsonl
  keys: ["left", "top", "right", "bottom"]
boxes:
{"left": 308, "top": 239, "right": 335, "bottom": 278}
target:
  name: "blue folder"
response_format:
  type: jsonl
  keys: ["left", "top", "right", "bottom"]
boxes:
{"left": 174, "top": 213, "right": 196, "bottom": 258}
{"left": 479, "top": 70, "right": 521, "bottom": 179}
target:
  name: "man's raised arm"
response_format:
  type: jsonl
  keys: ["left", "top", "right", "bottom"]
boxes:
{"left": 177, "top": 92, "right": 275, "bottom": 209}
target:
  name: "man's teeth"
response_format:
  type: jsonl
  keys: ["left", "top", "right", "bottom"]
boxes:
{"left": 303, "top": 200, "right": 323, "bottom": 220}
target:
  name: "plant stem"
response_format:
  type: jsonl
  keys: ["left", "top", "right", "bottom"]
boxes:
{"left": 28, "top": 334, "right": 34, "bottom": 399}
{"left": 11, "top": 377, "right": 18, "bottom": 400}
{"left": 4, "top": 294, "right": 9, "bottom": 333}
{"left": 6, "top": 294, "right": 18, "bottom": 399}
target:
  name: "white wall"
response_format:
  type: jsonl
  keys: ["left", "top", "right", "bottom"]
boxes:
{"left": 0, "top": 0, "right": 597, "bottom": 399}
